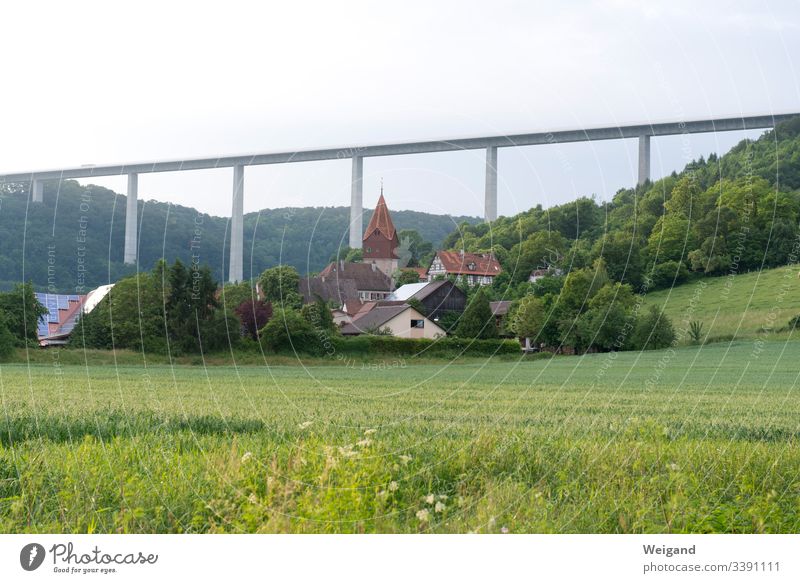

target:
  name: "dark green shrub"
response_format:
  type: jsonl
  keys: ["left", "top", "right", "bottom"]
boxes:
{"left": 0, "top": 317, "right": 16, "bottom": 361}
{"left": 260, "top": 308, "right": 323, "bottom": 355}
{"left": 648, "top": 261, "right": 690, "bottom": 289}
{"left": 455, "top": 288, "right": 498, "bottom": 339}
{"left": 632, "top": 306, "right": 676, "bottom": 350}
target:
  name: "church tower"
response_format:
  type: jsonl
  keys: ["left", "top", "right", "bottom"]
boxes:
{"left": 362, "top": 189, "right": 399, "bottom": 278}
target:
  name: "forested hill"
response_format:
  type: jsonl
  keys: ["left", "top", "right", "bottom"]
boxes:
{"left": 0, "top": 184, "right": 479, "bottom": 292}
{"left": 443, "top": 116, "right": 800, "bottom": 296}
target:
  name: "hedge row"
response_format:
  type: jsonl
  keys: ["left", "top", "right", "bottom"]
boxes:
{"left": 331, "top": 335, "right": 520, "bottom": 358}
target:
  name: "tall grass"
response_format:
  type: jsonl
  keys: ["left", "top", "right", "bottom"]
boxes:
{"left": 1, "top": 340, "right": 799, "bottom": 533}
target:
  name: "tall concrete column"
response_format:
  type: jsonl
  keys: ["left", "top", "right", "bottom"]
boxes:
{"left": 31, "top": 179, "right": 43, "bottom": 203}
{"left": 637, "top": 134, "right": 651, "bottom": 186}
{"left": 124, "top": 173, "right": 138, "bottom": 264}
{"left": 484, "top": 146, "right": 498, "bottom": 222}
{"left": 349, "top": 155, "right": 363, "bottom": 249}
{"left": 229, "top": 165, "right": 244, "bottom": 283}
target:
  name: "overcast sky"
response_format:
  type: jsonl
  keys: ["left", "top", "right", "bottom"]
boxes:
{"left": 1, "top": 1, "right": 798, "bottom": 218}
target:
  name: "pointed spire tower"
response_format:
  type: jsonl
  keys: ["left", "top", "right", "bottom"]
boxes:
{"left": 362, "top": 184, "right": 400, "bottom": 278}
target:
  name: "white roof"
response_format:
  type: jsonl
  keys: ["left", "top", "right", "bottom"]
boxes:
{"left": 387, "top": 282, "right": 429, "bottom": 301}
{"left": 82, "top": 284, "right": 114, "bottom": 313}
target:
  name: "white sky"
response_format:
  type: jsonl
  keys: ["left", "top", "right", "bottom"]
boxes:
{"left": 1, "top": 0, "right": 798, "bottom": 218}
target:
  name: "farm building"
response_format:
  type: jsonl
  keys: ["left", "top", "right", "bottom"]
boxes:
{"left": 489, "top": 300, "right": 512, "bottom": 331}
{"left": 387, "top": 280, "right": 467, "bottom": 322}
{"left": 35, "top": 284, "right": 113, "bottom": 346}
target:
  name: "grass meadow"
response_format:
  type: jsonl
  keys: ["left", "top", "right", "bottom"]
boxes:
{"left": 1, "top": 338, "right": 799, "bottom": 534}
{"left": 643, "top": 264, "right": 800, "bottom": 342}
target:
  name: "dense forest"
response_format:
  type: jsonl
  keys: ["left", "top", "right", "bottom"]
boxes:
{"left": 445, "top": 116, "right": 800, "bottom": 300}
{"left": 0, "top": 183, "right": 478, "bottom": 292}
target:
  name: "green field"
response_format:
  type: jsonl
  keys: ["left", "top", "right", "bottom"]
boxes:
{"left": 1, "top": 339, "right": 799, "bottom": 533}
{"left": 644, "top": 264, "right": 800, "bottom": 342}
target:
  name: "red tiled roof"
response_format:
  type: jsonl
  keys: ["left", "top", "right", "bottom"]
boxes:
{"left": 401, "top": 267, "right": 428, "bottom": 279}
{"left": 362, "top": 193, "right": 396, "bottom": 241}
{"left": 429, "top": 251, "right": 502, "bottom": 277}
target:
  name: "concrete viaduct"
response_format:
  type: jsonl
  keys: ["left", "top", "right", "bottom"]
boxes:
{"left": 1, "top": 113, "right": 796, "bottom": 283}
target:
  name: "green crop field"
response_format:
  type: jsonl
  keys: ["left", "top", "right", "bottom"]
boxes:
{"left": 643, "top": 264, "right": 800, "bottom": 342}
{"left": 1, "top": 339, "right": 799, "bottom": 533}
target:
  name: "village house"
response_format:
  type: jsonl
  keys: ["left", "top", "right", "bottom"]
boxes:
{"left": 340, "top": 303, "right": 445, "bottom": 339}
{"left": 316, "top": 261, "right": 393, "bottom": 301}
{"left": 426, "top": 250, "right": 502, "bottom": 286}
{"left": 529, "top": 267, "right": 564, "bottom": 282}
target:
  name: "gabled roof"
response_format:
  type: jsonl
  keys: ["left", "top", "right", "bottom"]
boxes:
{"left": 489, "top": 300, "right": 512, "bottom": 316}
{"left": 410, "top": 280, "right": 455, "bottom": 301}
{"left": 387, "top": 282, "right": 430, "bottom": 301}
{"left": 319, "top": 261, "right": 393, "bottom": 292}
{"left": 299, "top": 276, "right": 358, "bottom": 305}
{"left": 35, "top": 292, "right": 85, "bottom": 344}
{"left": 340, "top": 304, "right": 412, "bottom": 335}
{"left": 429, "top": 251, "right": 502, "bottom": 277}
{"left": 362, "top": 193, "right": 397, "bottom": 241}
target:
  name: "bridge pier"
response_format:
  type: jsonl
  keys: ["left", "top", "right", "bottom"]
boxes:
{"left": 124, "top": 173, "right": 138, "bottom": 264}
{"left": 638, "top": 134, "right": 651, "bottom": 186}
{"left": 31, "top": 179, "right": 43, "bottom": 203}
{"left": 229, "top": 165, "right": 244, "bottom": 283}
{"left": 484, "top": 146, "right": 498, "bottom": 222}
{"left": 349, "top": 156, "right": 363, "bottom": 249}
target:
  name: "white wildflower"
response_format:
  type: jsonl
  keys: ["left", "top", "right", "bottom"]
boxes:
{"left": 424, "top": 493, "right": 435, "bottom": 504}
{"left": 399, "top": 455, "right": 412, "bottom": 465}
{"left": 669, "top": 463, "right": 680, "bottom": 471}
{"left": 388, "top": 481, "right": 399, "bottom": 492}
{"left": 356, "top": 438, "right": 372, "bottom": 448}
{"left": 500, "top": 526, "right": 509, "bottom": 534}
{"left": 248, "top": 493, "right": 258, "bottom": 504}
{"left": 434, "top": 501, "right": 446, "bottom": 513}
{"left": 416, "top": 509, "right": 430, "bottom": 522}
{"left": 298, "top": 421, "right": 313, "bottom": 430}
{"left": 241, "top": 451, "right": 253, "bottom": 463}
{"left": 438, "top": 494, "right": 448, "bottom": 501}
{"left": 364, "top": 428, "right": 377, "bottom": 435}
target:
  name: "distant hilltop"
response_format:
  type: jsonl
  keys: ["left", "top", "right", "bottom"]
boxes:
{"left": 0, "top": 182, "right": 479, "bottom": 292}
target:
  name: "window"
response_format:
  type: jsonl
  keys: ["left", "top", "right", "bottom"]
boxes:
{"left": 411, "top": 319, "right": 424, "bottom": 328}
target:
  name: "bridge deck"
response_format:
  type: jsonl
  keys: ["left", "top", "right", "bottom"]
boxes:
{"left": 1, "top": 113, "right": 796, "bottom": 182}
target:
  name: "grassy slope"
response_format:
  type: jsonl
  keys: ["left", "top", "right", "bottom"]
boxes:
{"left": 1, "top": 340, "right": 799, "bottom": 533}
{"left": 643, "top": 264, "right": 800, "bottom": 342}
